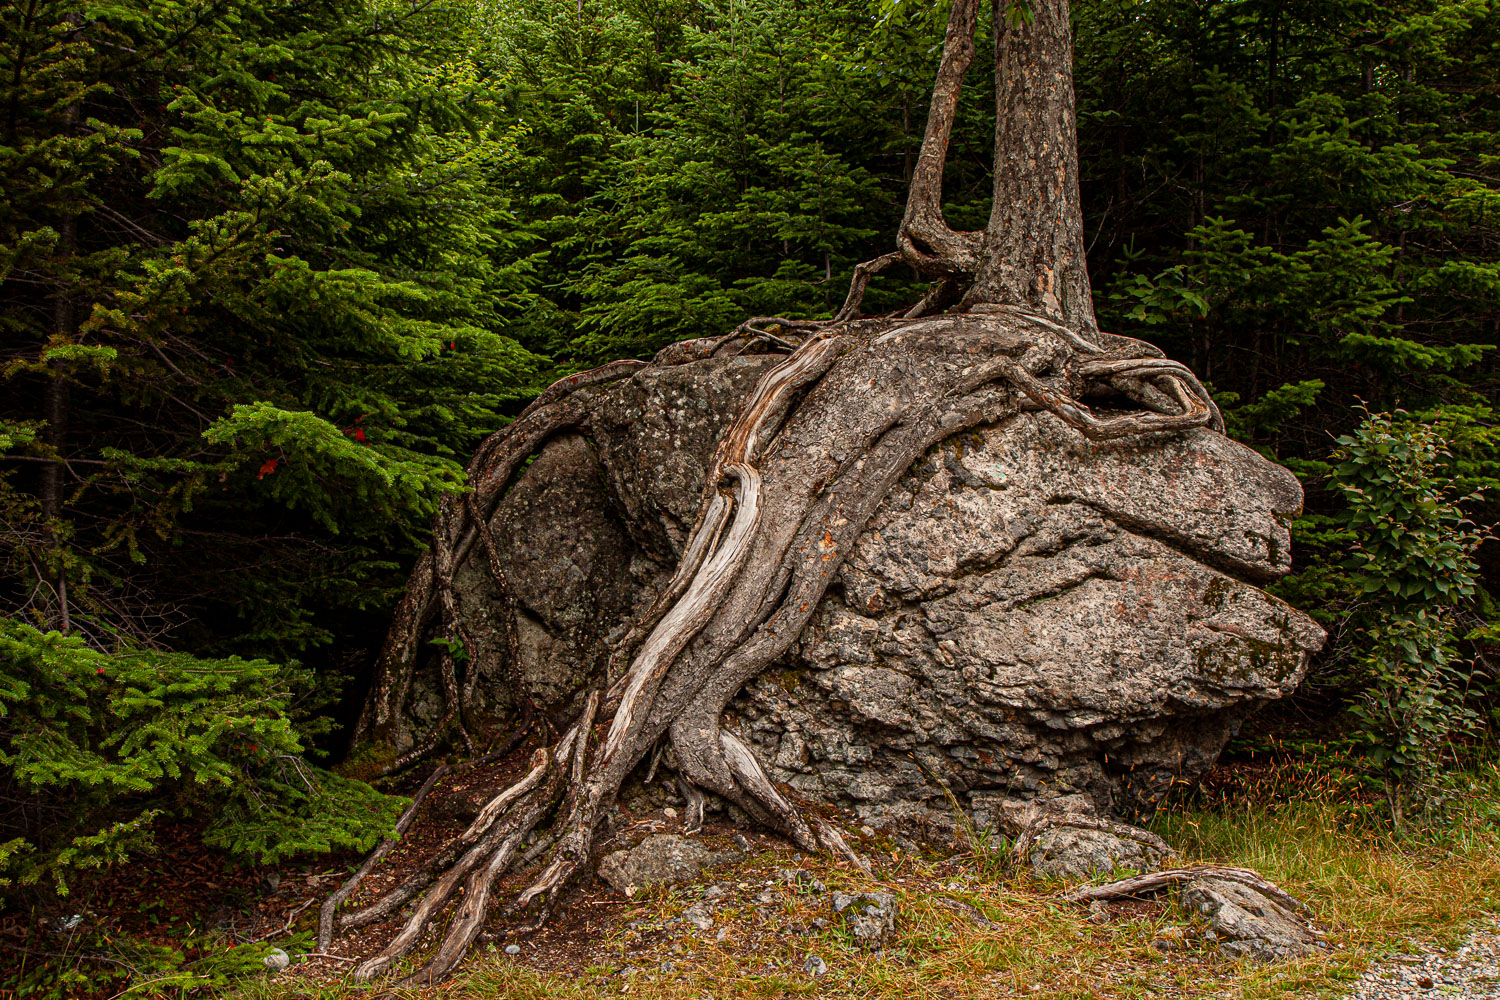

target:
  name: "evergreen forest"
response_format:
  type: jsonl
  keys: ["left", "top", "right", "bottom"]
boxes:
{"left": 2, "top": 0, "right": 1499, "bottom": 996}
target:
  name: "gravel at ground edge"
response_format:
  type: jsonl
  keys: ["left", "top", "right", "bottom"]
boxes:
{"left": 1343, "top": 918, "right": 1500, "bottom": 999}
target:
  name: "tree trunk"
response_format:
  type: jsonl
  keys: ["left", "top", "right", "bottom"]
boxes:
{"left": 40, "top": 213, "right": 74, "bottom": 525}
{"left": 39, "top": 79, "right": 79, "bottom": 632}
{"left": 962, "top": 0, "right": 1096, "bottom": 337}
{"left": 897, "top": 0, "right": 983, "bottom": 277}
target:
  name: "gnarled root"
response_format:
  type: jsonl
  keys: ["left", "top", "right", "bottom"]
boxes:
{"left": 316, "top": 762, "right": 448, "bottom": 952}
{"left": 347, "top": 697, "right": 594, "bottom": 985}
{"left": 1065, "top": 865, "right": 1312, "bottom": 917}
{"left": 333, "top": 308, "right": 1221, "bottom": 982}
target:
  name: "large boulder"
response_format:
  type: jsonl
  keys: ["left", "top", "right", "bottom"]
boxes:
{"left": 406, "top": 353, "right": 1322, "bottom": 834}
{"left": 733, "top": 408, "right": 1324, "bottom": 826}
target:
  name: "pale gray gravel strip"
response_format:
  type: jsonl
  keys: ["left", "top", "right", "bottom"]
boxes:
{"left": 1344, "top": 919, "right": 1500, "bottom": 999}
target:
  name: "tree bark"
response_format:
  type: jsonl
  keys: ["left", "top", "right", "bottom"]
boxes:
{"left": 896, "top": 0, "right": 984, "bottom": 277}
{"left": 962, "top": 0, "right": 1097, "bottom": 337}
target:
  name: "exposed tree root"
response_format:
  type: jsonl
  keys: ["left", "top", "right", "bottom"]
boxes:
{"left": 329, "top": 308, "right": 1221, "bottom": 983}
{"left": 1015, "top": 810, "right": 1310, "bottom": 927}
{"left": 316, "top": 762, "right": 448, "bottom": 952}
{"left": 329, "top": 0, "right": 1233, "bottom": 982}
{"left": 1064, "top": 865, "right": 1313, "bottom": 918}
{"left": 834, "top": 250, "right": 902, "bottom": 321}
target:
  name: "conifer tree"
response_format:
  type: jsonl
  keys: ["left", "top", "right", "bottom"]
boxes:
{"left": 1, "top": 0, "right": 542, "bottom": 655}
{"left": 0, "top": 0, "right": 541, "bottom": 898}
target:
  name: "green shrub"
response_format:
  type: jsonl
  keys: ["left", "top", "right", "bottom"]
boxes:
{"left": 1330, "top": 408, "right": 1492, "bottom": 827}
{"left": 0, "top": 621, "right": 405, "bottom": 900}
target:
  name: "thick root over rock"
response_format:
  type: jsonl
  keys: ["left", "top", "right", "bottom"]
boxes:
{"left": 328, "top": 308, "right": 1222, "bottom": 984}
{"left": 326, "top": 0, "right": 1243, "bottom": 978}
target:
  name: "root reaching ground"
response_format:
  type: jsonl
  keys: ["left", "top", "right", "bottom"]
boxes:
{"left": 1064, "top": 866, "right": 1312, "bottom": 915}
{"left": 329, "top": 308, "right": 1220, "bottom": 985}
{"left": 328, "top": 0, "right": 1234, "bottom": 983}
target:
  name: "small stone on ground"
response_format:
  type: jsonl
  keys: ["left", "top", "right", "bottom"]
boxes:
{"left": 683, "top": 905, "right": 714, "bottom": 931}
{"left": 598, "top": 834, "right": 733, "bottom": 894}
{"left": 831, "top": 891, "right": 898, "bottom": 946}
{"left": 1030, "top": 825, "right": 1167, "bottom": 880}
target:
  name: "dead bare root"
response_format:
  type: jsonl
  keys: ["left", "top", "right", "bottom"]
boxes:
{"left": 1065, "top": 865, "right": 1313, "bottom": 918}
{"left": 316, "top": 762, "right": 448, "bottom": 952}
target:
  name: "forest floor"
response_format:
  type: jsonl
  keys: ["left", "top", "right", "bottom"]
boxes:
{"left": 9, "top": 752, "right": 1500, "bottom": 1000}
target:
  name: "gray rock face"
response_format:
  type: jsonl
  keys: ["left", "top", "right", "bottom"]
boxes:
{"left": 1181, "top": 877, "right": 1325, "bottom": 961}
{"left": 831, "top": 891, "right": 899, "bottom": 945}
{"left": 425, "top": 355, "right": 1322, "bottom": 833}
{"left": 734, "top": 411, "right": 1323, "bottom": 827}
{"left": 598, "top": 834, "right": 732, "bottom": 894}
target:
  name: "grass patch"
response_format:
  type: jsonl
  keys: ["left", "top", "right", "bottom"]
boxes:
{"left": 187, "top": 762, "right": 1500, "bottom": 998}
{"left": 1156, "top": 758, "right": 1500, "bottom": 965}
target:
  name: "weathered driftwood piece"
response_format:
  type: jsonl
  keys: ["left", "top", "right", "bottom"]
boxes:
{"left": 1064, "top": 865, "right": 1312, "bottom": 917}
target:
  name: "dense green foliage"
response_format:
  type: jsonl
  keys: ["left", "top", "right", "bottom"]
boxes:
{"left": 471, "top": 0, "right": 1500, "bottom": 437}
{"left": 0, "top": 0, "right": 537, "bottom": 901}
{"left": 1, "top": 0, "right": 1497, "bottom": 942}
{"left": 0, "top": 621, "right": 404, "bottom": 898}
{"left": 1, "top": 0, "right": 540, "bottom": 655}
{"left": 476, "top": 0, "right": 964, "bottom": 360}
{"left": 1322, "top": 410, "right": 1491, "bottom": 824}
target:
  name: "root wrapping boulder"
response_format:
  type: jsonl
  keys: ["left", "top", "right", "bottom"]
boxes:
{"left": 400, "top": 351, "right": 1323, "bottom": 836}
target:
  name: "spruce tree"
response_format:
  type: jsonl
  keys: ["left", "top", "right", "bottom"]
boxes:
{"left": 0, "top": 0, "right": 541, "bottom": 899}
{"left": 1, "top": 0, "right": 543, "bottom": 656}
